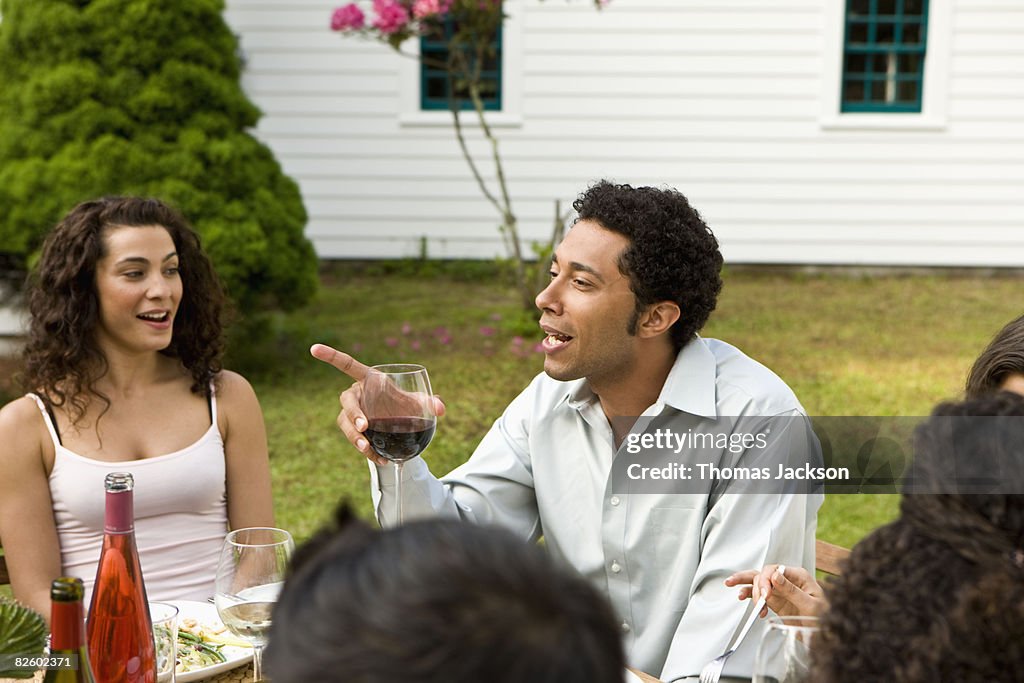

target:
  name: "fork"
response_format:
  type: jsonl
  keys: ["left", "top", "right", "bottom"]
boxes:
{"left": 698, "top": 565, "right": 785, "bottom": 683}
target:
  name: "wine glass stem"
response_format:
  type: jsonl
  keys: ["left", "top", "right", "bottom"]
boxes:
{"left": 252, "top": 643, "right": 265, "bottom": 682}
{"left": 395, "top": 461, "right": 404, "bottom": 525}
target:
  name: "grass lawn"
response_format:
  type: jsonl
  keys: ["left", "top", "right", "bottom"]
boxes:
{"left": 245, "top": 266, "right": 1024, "bottom": 550}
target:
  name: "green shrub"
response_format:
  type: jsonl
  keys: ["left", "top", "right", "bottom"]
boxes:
{"left": 0, "top": 0, "right": 318, "bottom": 314}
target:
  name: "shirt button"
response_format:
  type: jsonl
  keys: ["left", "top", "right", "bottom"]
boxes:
{"left": 621, "top": 621, "right": 631, "bottom": 633}
{"left": 610, "top": 496, "right": 621, "bottom": 506}
{"left": 611, "top": 561, "right": 622, "bottom": 573}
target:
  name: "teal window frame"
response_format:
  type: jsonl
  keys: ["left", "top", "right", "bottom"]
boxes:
{"left": 420, "top": 19, "right": 503, "bottom": 111}
{"left": 840, "top": 0, "right": 929, "bottom": 113}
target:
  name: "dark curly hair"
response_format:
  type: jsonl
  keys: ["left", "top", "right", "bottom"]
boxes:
{"left": 572, "top": 180, "right": 723, "bottom": 351}
{"left": 265, "top": 504, "right": 626, "bottom": 683}
{"left": 810, "top": 392, "right": 1024, "bottom": 682}
{"left": 966, "top": 314, "right": 1024, "bottom": 398}
{"left": 21, "top": 196, "right": 228, "bottom": 425}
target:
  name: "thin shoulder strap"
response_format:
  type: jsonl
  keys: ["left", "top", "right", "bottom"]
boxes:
{"left": 26, "top": 393, "right": 62, "bottom": 448}
{"left": 209, "top": 381, "right": 218, "bottom": 426}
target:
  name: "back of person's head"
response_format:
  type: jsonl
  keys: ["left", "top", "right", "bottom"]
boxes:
{"left": 966, "top": 314, "right": 1024, "bottom": 398}
{"left": 572, "top": 180, "right": 723, "bottom": 351}
{"left": 811, "top": 392, "right": 1024, "bottom": 682}
{"left": 22, "top": 196, "right": 226, "bottom": 419}
{"left": 264, "top": 506, "right": 626, "bottom": 683}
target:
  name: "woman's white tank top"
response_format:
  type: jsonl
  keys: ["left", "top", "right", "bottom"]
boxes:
{"left": 30, "top": 391, "right": 229, "bottom": 605}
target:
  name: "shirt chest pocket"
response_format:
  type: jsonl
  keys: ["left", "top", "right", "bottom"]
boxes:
{"left": 646, "top": 505, "right": 702, "bottom": 592}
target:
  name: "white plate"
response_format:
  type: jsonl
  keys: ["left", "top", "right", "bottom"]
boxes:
{"left": 170, "top": 600, "right": 253, "bottom": 683}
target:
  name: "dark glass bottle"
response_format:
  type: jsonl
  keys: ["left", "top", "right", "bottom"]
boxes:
{"left": 86, "top": 472, "right": 156, "bottom": 683}
{"left": 44, "top": 577, "right": 96, "bottom": 683}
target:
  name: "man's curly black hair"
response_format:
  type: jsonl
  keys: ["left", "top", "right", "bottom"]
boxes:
{"left": 573, "top": 180, "right": 723, "bottom": 351}
{"left": 810, "top": 391, "right": 1024, "bottom": 682}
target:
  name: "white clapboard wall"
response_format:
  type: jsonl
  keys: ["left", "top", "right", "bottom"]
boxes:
{"left": 223, "top": 0, "right": 1024, "bottom": 266}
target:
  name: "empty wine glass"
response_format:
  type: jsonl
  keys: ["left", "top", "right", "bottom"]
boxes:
{"left": 363, "top": 364, "right": 437, "bottom": 525}
{"left": 752, "top": 615, "right": 819, "bottom": 683}
{"left": 214, "top": 527, "right": 294, "bottom": 683}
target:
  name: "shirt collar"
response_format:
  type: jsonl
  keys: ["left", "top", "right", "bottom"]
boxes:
{"left": 560, "top": 336, "right": 718, "bottom": 418}
{"left": 564, "top": 377, "right": 596, "bottom": 409}
{"left": 659, "top": 336, "right": 718, "bottom": 418}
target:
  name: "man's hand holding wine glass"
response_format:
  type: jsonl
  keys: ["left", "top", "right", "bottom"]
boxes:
{"left": 310, "top": 344, "right": 446, "bottom": 467}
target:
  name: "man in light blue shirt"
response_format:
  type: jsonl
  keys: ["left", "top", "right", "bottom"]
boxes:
{"left": 313, "top": 180, "right": 822, "bottom": 681}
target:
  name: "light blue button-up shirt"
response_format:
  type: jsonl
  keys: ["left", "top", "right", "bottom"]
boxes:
{"left": 371, "top": 337, "right": 822, "bottom": 681}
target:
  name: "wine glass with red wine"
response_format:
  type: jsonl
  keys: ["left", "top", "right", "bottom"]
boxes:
{"left": 363, "top": 363, "right": 437, "bottom": 524}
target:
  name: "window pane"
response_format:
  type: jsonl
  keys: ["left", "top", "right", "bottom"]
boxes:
{"left": 843, "top": 79, "right": 865, "bottom": 102}
{"left": 904, "top": 0, "right": 923, "bottom": 16}
{"left": 871, "top": 54, "right": 891, "bottom": 74}
{"left": 850, "top": 0, "right": 869, "bottom": 15}
{"left": 902, "top": 22, "right": 921, "bottom": 45}
{"left": 897, "top": 79, "right": 918, "bottom": 102}
{"left": 870, "top": 80, "right": 887, "bottom": 101}
{"left": 848, "top": 21, "right": 869, "bottom": 43}
{"left": 426, "top": 77, "right": 447, "bottom": 99}
{"left": 876, "top": 22, "right": 896, "bottom": 43}
{"left": 878, "top": 0, "right": 896, "bottom": 15}
{"left": 846, "top": 53, "right": 867, "bottom": 73}
{"left": 897, "top": 53, "right": 922, "bottom": 74}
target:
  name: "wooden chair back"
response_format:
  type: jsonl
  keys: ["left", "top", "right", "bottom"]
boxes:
{"left": 816, "top": 538, "right": 851, "bottom": 577}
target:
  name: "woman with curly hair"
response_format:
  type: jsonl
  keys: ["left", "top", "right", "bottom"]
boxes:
{"left": 810, "top": 391, "right": 1024, "bottom": 681}
{"left": 0, "top": 197, "right": 273, "bottom": 620}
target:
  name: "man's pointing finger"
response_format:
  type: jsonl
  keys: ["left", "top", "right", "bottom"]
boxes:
{"left": 310, "top": 343, "right": 370, "bottom": 381}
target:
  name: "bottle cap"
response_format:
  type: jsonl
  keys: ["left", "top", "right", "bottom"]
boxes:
{"left": 50, "top": 577, "right": 85, "bottom": 602}
{"left": 104, "top": 472, "right": 134, "bottom": 492}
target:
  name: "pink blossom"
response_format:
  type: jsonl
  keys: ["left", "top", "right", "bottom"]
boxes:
{"left": 511, "top": 336, "right": 524, "bottom": 346}
{"left": 330, "top": 3, "right": 366, "bottom": 31}
{"left": 479, "top": 326, "right": 497, "bottom": 337}
{"left": 433, "top": 326, "right": 449, "bottom": 338}
{"left": 439, "top": 334, "right": 452, "bottom": 345}
{"left": 412, "top": 0, "right": 453, "bottom": 19}
{"left": 401, "top": 321, "right": 413, "bottom": 335}
{"left": 489, "top": 313, "right": 502, "bottom": 321}
{"left": 352, "top": 342, "right": 364, "bottom": 353}
{"left": 385, "top": 337, "right": 399, "bottom": 348}
{"left": 372, "top": 0, "right": 410, "bottom": 34}
{"left": 533, "top": 342, "right": 545, "bottom": 353}
{"left": 410, "top": 340, "right": 422, "bottom": 351}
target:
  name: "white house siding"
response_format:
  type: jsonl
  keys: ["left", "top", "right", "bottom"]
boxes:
{"left": 223, "top": 0, "right": 1024, "bottom": 266}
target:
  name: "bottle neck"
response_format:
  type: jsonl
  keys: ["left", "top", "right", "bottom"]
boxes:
{"left": 50, "top": 599, "right": 85, "bottom": 652}
{"left": 104, "top": 488, "right": 134, "bottom": 534}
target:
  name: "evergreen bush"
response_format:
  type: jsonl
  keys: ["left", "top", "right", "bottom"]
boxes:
{"left": 0, "top": 0, "right": 318, "bottom": 314}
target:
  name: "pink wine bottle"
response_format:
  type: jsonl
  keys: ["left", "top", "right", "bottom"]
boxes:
{"left": 86, "top": 473, "right": 156, "bottom": 683}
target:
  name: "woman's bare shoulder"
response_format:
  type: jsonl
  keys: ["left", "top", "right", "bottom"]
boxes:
{"left": 216, "top": 369, "right": 257, "bottom": 399}
{"left": 0, "top": 394, "right": 43, "bottom": 430}
{"left": 214, "top": 370, "right": 262, "bottom": 420}
{"left": 0, "top": 395, "right": 47, "bottom": 466}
